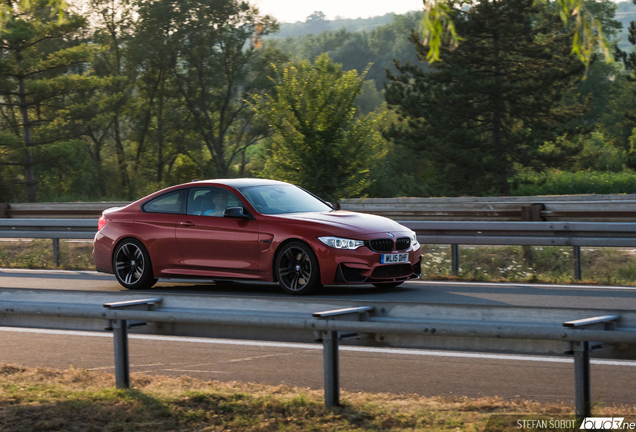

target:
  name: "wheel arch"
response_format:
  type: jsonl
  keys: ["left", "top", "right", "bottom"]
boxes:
{"left": 271, "top": 238, "right": 321, "bottom": 284}
{"left": 112, "top": 236, "right": 154, "bottom": 273}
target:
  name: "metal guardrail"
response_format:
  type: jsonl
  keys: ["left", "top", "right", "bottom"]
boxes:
{"left": 0, "top": 202, "right": 130, "bottom": 219}
{"left": 3, "top": 218, "right": 636, "bottom": 279}
{"left": 408, "top": 221, "right": 636, "bottom": 247}
{"left": 1, "top": 290, "right": 636, "bottom": 417}
{"left": 0, "top": 219, "right": 98, "bottom": 266}
{"left": 3, "top": 194, "right": 636, "bottom": 221}
{"left": 404, "top": 221, "right": 636, "bottom": 280}
{"left": 0, "top": 218, "right": 98, "bottom": 239}
{"left": 340, "top": 195, "right": 636, "bottom": 222}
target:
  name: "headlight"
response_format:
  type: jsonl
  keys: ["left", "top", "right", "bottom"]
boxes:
{"left": 318, "top": 236, "right": 364, "bottom": 250}
{"left": 410, "top": 231, "right": 419, "bottom": 246}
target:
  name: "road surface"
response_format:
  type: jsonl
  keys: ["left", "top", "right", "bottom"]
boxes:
{"left": 2, "top": 268, "right": 636, "bottom": 405}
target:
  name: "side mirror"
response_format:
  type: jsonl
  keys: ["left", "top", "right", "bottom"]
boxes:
{"left": 223, "top": 206, "right": 249, "bottom": 219}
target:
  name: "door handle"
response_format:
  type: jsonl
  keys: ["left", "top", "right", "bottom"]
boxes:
{"left": 180, "top": 221, "right": 195, "bottom": 227}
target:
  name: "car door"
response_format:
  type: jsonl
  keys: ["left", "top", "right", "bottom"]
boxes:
{"left": 135, "top": 188, "right": 187, "bottom": 273}
{"left": 175, "top": 187, "right": 259, "bottom": 275}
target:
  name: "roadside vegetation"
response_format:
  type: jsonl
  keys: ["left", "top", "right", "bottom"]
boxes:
{"left": 2, "top": 240, "right": 636, "bottom": 286}
{"left": 0, "top": 240, "right": 93, "bottom": 271}
{"left": 1, "top": 364, "right": 634, "bottom": 432}
{"left": 5, "top": 0, "right": 636, "bottom": 203}
{"left": 421, "top": 245, "right": 636, "bottom": 285}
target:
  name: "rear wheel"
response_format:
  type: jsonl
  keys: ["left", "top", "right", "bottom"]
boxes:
{"left": 275, "top": 242, "right": 321, "bottom": 295}
{"left": 113, "top": 239, "right": 157, "bottom": 290}
{"left": 372, "top": 281, "right": 404, "bottom": 288}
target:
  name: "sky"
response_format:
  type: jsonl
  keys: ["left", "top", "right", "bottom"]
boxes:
{"left": 251, "top": 0, "right": 424, "bottom": 23}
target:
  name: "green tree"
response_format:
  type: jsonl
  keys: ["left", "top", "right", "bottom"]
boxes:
{"left": 421, "top": 0, "right": 612, "bottom": 67}
{"left": 134, "top": 0, "right": 281, "bottom": 179}
{"left": 386, "top": 0, "right": 590, "bottom": 196}
{"left": 0, "top": 0, "right": 98, "bottom": 201}
{"left": 305, "top": 11, "right": 328, "bottom": 34}
{"left": 281, "top": 12, "right": 422, "bottom": 92}
{"left": 614, "top": 0, "right": 636, "bottom": 169}
{"left": 253, "top": 54, "right": 386, "bottom": 201}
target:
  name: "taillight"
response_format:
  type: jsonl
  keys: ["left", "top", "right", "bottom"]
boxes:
{"left": 97, "top": 216, "right": 107, "bottom": 231}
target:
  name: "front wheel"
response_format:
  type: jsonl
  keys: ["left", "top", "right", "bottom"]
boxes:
{"left": 275, "top": 242, "right": 321, "bottom": 295}
{"left": 113, "top": 239, "right": 157, "bottom": 290}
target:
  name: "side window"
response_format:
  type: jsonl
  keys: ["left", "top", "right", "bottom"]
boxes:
{"left": 187, "top": 187, "right": 242, "bottom": 217}
{"left": 142, "top": 190, "right": 187, "bottom": 214}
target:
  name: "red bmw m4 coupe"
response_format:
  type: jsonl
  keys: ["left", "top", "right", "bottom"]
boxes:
{"left": 93, "top": 179, "right": 421, "bottom": 294}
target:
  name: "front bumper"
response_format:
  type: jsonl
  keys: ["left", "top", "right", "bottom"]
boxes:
{"left": 316, "top": 236, "right": 422, "bottom": 285}
{"left": 334, "top": 256, "right": 422, "bottom": 284}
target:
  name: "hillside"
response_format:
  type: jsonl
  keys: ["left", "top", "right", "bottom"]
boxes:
{"left": 615, "top": 1, "right": 636, "bottom": 51}
{"left": 272, "top": 13, "right": 397, "bottom": 39}
{"left": 272, "top": 3, "right": 636, "bottom": 52}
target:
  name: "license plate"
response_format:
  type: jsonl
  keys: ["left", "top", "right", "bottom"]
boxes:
{"left": 380, "top": 253, "right": 409, "bottom": 264}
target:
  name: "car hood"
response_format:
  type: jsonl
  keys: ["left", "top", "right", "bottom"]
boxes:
{"left": 264, "top": 211, "right": 411, "bottom": 236}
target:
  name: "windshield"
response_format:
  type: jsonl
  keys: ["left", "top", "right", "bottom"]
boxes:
{"left": 237, "top": 185, "right": 332, "bottom": 215}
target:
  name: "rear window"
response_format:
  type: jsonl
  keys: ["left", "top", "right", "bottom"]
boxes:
{"left": 142, "top": 189, "right": 187, "bottom": 214}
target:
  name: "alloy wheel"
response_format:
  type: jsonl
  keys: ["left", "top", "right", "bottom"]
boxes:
{"left": 115, "top": 243, "right": 145, "bottom": 286}
{"left": 278, "top": 246, "right": 313, "bottom": 292}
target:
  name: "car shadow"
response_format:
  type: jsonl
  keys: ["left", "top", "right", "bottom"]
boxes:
{"left": 140, "top": 280, "right": 418, "bottom": 299}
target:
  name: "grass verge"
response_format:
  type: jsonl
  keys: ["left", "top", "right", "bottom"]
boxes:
{"left": 1, "top": 364, "right": 635, "bottom": 432}
{"left": 420, "top": 245, "right": 636, "bottom": 285}
{"left": 0, "top": 239, "right": 93, "bottom": 270}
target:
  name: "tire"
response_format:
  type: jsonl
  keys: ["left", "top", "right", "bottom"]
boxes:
{"left": 275, "top": 241, "right": 321, "bottom": 295}
{"left": 372, "top": 282, "right": 404, "bottom": 289}
{"left": 113, "top": 238, "right": 158, "bottom": 290}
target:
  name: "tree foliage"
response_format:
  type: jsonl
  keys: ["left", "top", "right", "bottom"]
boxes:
{"left": 386, "top": 0, "right": 591, "bottom": 196}
{"left": 253, "top": 54, "right": 386, "bottom": 201}
{"left": 134, "top": 0, "right": 283, "bottom": 180}
{"left": 0, "top": 0, "right": 100, "bottom": 201}
{"left": 422, "top": 0, "right": 613, "bottom": 67}
{"left": 0, "top": 2, "right": 633, "bottom": 202}
{"left": 280, "top": 12, "right": 422, "bottom": 91}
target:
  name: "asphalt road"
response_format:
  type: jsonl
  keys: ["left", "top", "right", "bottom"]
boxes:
{"left": 1, "top": 268, "right": 636, "bottom": 310}
{"left": 2, "top": 326, "right": 636, "bottom": 405}
{"left": 2, "top": 269, "right": 636, "bottom": 405}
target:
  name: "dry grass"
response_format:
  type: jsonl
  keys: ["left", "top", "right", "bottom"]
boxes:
{"left": 421, "top": 245, "right": 636, "bottom": 285}
{"left": 0, "top": 239, "right": 93, "bottom": 270}
{"left": 1, "top": 364, "right": 635, "bottom": 431}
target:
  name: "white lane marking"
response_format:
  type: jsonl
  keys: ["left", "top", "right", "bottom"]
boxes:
{"left": 222, "top": 352, "right": 297, "bottom": 364}
{"left": 162, "top": 369, "right": 230, "bottom": 373}
{"left": 0, "top": 268, "right": 103, "bottom": 276}
{"left": 410, "top": 280, "right": 636, "bottom": 291}
{"left": 2, "top": 326, "right": 635, "bottom": 367}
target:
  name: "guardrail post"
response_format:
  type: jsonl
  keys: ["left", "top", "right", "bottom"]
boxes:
{"left": 313, "top": 306, "right": 374, "bottom": 407}
{"left": 572, "top": 341, "right": 590, "bottom": 420}
{"left": 112, "top": 319, "right": 130, "bottom": 388}
{"left": 563, "top": 315, "right": 618, "bottom": 421}
{"left": 323, "top": 330, "right": 339, "bottom": 407}
{"left": 52, "top": 238, "right": 60, "bottom": 267}
{"left": 104, "top": 298, "right": 162, "bottom": 389}
{"left": 451, "top": 244, "right": 459, "bottom": 275}
{"left": 573, "top": 246, "right": 582, "bottom": 280}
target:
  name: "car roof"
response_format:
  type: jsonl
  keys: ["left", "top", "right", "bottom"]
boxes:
{"left": 186, "top": 178, "right": 292, "bottom": 188}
